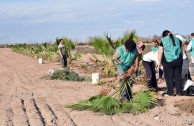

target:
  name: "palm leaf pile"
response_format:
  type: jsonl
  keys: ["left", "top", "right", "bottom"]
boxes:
{"left": 44, "top": 68, "right": 91, "bottom": 82}
{"left": 66, "top": 88, "right": 156, "bottom": 115}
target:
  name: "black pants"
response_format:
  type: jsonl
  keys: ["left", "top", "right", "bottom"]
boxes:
{"left": 61, "top": 55, "right": 67, "bottom": 67}
{"left": 163, "top": 58, "right": 183, "bottom": 95}
{"left": 159, "top": 68, "right": 163, "bottom": 79}
{"left": 143, "top": 61, "right": 157, "bottom": 89}
{"left": 182, "top": 59, "right": 192, "bottom": 85}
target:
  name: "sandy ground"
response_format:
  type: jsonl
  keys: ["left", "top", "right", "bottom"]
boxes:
{"left": 0, "top": 48, "right": 194, "bottom": 126}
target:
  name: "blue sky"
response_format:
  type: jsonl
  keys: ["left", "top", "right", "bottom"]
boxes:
{"left": 0, "top": 0, "right": 193, "bottom": 43}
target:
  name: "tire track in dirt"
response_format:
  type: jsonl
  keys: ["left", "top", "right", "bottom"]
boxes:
{"left": 11, "top": 99, "right": 30, "bottom": 126}
{"left": 5, "top": 108, "right": 14, "bottom": 126}
{"left": 36, "top": 97, "right": 77, "bottom": 126}
{"left": 4, "top": 96, "right": 78, "bottom": 126}
{"left": 25, "top": 98, "right": 46, "bottom": 126}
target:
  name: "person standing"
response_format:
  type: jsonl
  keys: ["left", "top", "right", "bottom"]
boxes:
{"left": 113, "top": 39, "right": 139, "bottom": 101}
{"left": 158, "top": 30, "right": 183, "bottom": 96}
{"left": 58, "top": 39, "right": 68, "bottom": 68}
{"left": 176, "top": 35, "right": 192, "bottom": 84}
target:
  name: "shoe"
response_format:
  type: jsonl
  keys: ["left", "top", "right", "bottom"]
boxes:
{"left": 175, "top": 92, "right": 185, "bottom": 96}
{"left": 162, "top": 93, "right": 174, "bottom": 97}
{"left": 162, "top": 93, "right": 169, "bottom": 97}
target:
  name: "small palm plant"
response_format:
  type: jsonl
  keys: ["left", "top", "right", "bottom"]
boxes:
{"left": 66, "top": 84, "right": 156, "bottom": 115}
{"left": 66, "top": 66, "right": 157, "bottom": 115}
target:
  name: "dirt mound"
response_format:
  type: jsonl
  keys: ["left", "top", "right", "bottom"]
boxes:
{"left": 175, "top": 98, "right": 194, "bottom": 115}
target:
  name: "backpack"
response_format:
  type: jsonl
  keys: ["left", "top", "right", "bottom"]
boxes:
{"left": 182, "top": 80, "right": 194, "bottom": 96}
{"left": 186, "top": 85, "right": 194, "bottom": 96}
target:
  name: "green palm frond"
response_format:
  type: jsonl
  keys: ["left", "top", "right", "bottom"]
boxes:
{"left": 66, "top": 89, "right": 156, "bottom": 115}
{"left": 92, "top": 96, "right": 121, "bottom": 115}
{"left": 47, "top": 68, "right": 91, "bottom": 82}
{"left": 65, "top": 95, "right": 102, "bottom": 110}
{"left": 120, "top": 30, "right": 139, "bottom": 44}
{"left": 90, "top": 37, "right": 114, "bottom": 57}
{"left": 105, "top": 34, "right": 115, "bottom": 50}
{"left": 65, "top": 101, "right": 93, "bottom": 111}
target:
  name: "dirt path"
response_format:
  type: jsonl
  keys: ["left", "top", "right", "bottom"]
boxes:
{"left": 0, "top": 48, "right": 194, "bottom": 126}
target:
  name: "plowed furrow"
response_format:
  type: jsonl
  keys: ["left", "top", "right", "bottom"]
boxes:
{"left": 53, "top": 105, "right": 77, "bottom": 126}
{"left": 35, "top": 98, "right": 58, "bottom": 126}
{"left": 25, "top": 98, "right": 46, "bottom": 126}
{"left": 11, "top": 99, "right": 30, "bottom": 126}
{"left": 44, "top": 104, "right": 58, "bottom": 126}
{"left": 5, "top": 108, "right": 14, "bottom": 126}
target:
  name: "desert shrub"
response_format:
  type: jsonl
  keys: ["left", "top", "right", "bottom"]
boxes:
{"left": 48, "top": 68, "right": 91, "bottom": 82}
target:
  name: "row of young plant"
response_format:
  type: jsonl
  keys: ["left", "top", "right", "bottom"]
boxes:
{"left": 10, "top": 31, "right": 146, "bottom": 81}
{"left": 11, "top": 38, "right": 76, "bottom": 62}
{"left": 10, "top": 31, "right": 146, "bottom": 80}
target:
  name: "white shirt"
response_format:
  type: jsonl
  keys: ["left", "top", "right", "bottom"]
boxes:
{"left": 187, "top": 41, "right": 192, "bottom": 52}
{"left": 143, "top": 51, "right": 159, "bottom": 65}
{"left": 183, "top": 50, "right": 187, "bottom": 59}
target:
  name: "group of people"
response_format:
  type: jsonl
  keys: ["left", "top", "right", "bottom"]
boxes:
{"left": 113, "top": 30, "right": 194, "bottom": 101}
{"left": 58, "top": 31, "right": 194, "bottom": 101}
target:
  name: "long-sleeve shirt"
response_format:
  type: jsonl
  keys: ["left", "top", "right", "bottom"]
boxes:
{"left": 143, "top": 51, "right": 159, "bottom": 65}
{"left": 187, "top": 41, "right": 192, "bottom": 52}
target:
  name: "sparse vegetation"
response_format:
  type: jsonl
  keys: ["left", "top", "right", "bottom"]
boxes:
{"left": 44, "top": 68, "right": 91, "bottom": 82}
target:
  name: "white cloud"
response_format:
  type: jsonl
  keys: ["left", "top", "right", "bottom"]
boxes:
{"left": 134, "top": 0, "right": 161, "bottom": 3}
{"left": 184, "top": 0, "right": 190, "bottom": 4}
{"left": 0, "top": 2, "right": 88, "bottom": 24}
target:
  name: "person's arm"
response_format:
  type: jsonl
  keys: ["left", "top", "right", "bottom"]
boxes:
{"left": 158, "top": 46, "right": 163, "bottom": 68}
{"left": 125, "top": 56, "right": 139, "bottom": 78}
{"left": 113, "top": 50, "right": 123, "bottom": 64}
{"left": 58, "top": 48, "right": 63, "bottom": 58}
{"left": 187, "top": 41, "right": 192, "bottom": 51}
{"left": 134, "top": 56, "right": 139, "bottom": 72}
